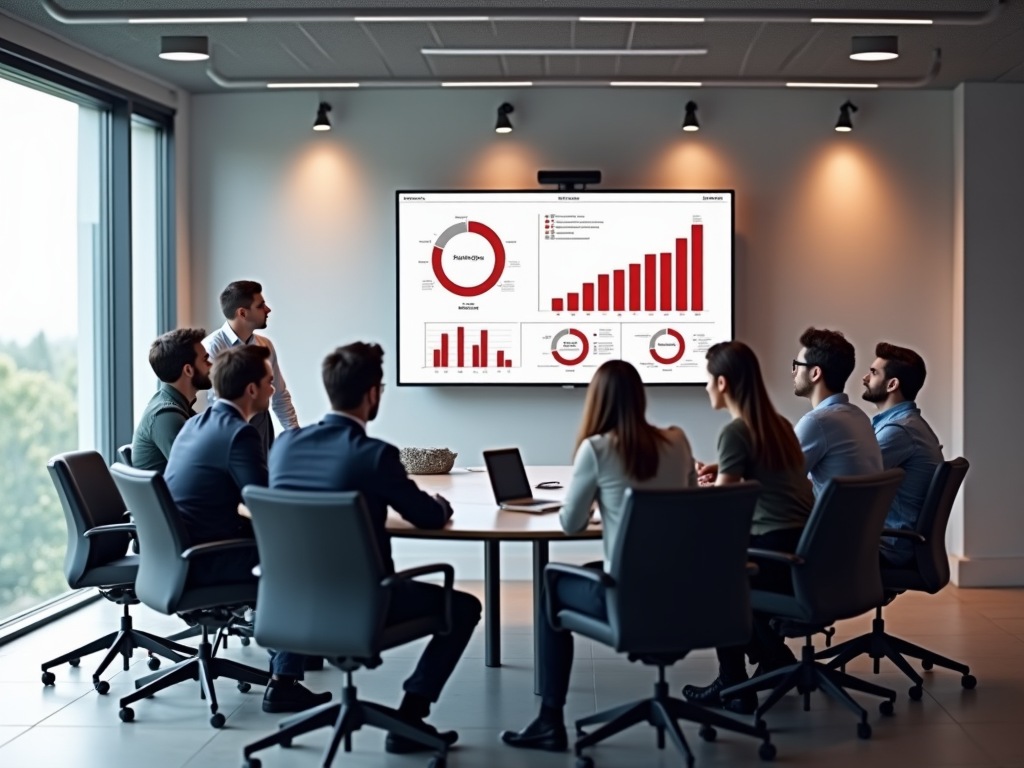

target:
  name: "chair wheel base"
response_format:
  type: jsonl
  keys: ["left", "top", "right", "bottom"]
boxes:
{"left": 962, "top": 674, "right": 977, "bottom": 690}
{"left": 148, "top": 657, "right": 161, "bottom": 671}
{"left": 759, "top": 742, "right": 777, "bottom": 761}
{"left": 95, "top": 680, "right": 110, "bottom": 695}
{"left": 880, "top": 700, "right": 895, "bottom": 716}
{"left": 210, "top": 712, "right": 226, "bottom": 728}
{"left": 69, "top": 658, "right": 80, "bottom": 667}
{"left": 909, "top": 685, "right": 923, "bottom": 700}
{"left": 857, "top": 722, "right": 872, "bottom": 740}
{"left": 41, "top": 672, "right": 56, "bottom": 686}
{"left": 699, "top": 725, "right": 717, "bottom": 742}
{"left": 119, "top": 707, "right": 134, "bottom": 722}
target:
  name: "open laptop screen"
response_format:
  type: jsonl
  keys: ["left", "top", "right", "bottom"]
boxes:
{"left": 483, "top": 449, "right": 533, "bottom": 503}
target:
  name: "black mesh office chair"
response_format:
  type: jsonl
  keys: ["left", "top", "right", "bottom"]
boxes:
{"left": 239, "top": 487, "right": 455, "bottom": 768}
{"left": 117, "top": 444, "right": 133, "bottom": 467}
{"left": 547, "top": 485, "right": 775, "bottom": 768}
{"left": 40, "top": 452, "right": 194, "bottom": 692}
{"left": 109, "top": 463, "right": 270, "bottom": 728}
{"left": 721, "top": 470, "right": 905, "bottom": 740}
{"left": 816, "top": 458, "right": 975, "bottom": 697}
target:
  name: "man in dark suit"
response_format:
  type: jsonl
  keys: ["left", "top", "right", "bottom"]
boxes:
{"left": 164, "top": 344, "right": 331, "bottom": 715}
{"left": 270, "top": 342, "right": 482, "bottom": 755}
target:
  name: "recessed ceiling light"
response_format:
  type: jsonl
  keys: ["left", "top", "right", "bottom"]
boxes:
{"left": 579, "top": 17, "right": 705, "bottom": 23}
{"left": 610, "top": 81, "right": 702, "bottom": 87}
{"left": 130, "top": 17, "right": 247, "bottom": 23}
{"left": 267, "top": 82, "right": 360, "bottom": 88}
{"left": 159, "top": 36, "right": 209, "bottom": 61}
{"left": 786, "top": 82, "right": 879, "bottom": 89}
{"left": 850, "top": 36, "right": 899, "bottom": 61}
{"left": 442, "top": 82, "right": 534, "bottom": 87}
{"left": 810, "top": 17, "right": 931, "bottom": 25}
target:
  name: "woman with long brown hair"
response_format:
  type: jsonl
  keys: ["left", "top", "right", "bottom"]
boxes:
{"left": 502, "top": 360, "right": 697, "bottom": 753}
{"left": 683, "top": 341, "right": 814, "bottom": 714}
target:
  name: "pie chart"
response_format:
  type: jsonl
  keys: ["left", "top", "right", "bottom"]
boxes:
{"left": 649, "top": 328, "right": 685, "bottom": 365}
{"left": 431, "top": 221, "right": 506, "bottom": 297}
{"left": 551, "top": 328, "right": 589, "bottom": 366}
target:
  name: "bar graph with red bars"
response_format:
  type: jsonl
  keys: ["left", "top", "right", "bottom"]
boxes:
{"left": 427, "top": 325, "right": 515, "bottom": 368}
{"left": 548, "top": 224, "right": 704, "bottom": 313}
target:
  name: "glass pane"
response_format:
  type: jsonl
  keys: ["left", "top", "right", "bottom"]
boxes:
{"left": 0, "top": 77, "right": 102, "bottom": 621}
{"left": 131, "top": 120, "right": 160, "bottom": 427}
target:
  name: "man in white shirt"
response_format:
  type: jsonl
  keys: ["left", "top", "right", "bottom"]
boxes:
{"left": 204, "top": 280, "right": 298, "bottom": 454}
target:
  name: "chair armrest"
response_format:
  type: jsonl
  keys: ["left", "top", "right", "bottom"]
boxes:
{"left": 748, "top": 548, "right": 805, "bottom": 566}
{"left": 181, "top": 538, "right": 258, "bottom": 560}
{"left": 544, "top": 563, "right": 616, "bottom": 631}
{"left": 381, "top": 563, "right": 455, "bottom": 635}
{"left": 84, "top": 523, "right": 137, "bottom": 538}
{"left": 746, "top": 561, "right": 759, "bottom": 576}
{"left": 882, "top": 528, "right": 927, "bottom": 544}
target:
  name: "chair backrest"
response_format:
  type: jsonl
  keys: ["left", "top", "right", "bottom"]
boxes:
{"left": 108, "top": 463, "right": 191, "bottom": 614}
{"left": 243, "top": 486, "right": 391, "bottom": 659}
{"left": 911, "top": 458, "right": 969, "bottom": 592}
{"left": 47, "top": 451, "right": 131, "bottom": 588}
{"left": 117, "top": 444, "right": 133, "bottom": 467}
{"left": 606, "top": 484, "right": 760, "bottom": 654}
{"left": 792, "top": 469, "right": 905, "bottom": 622}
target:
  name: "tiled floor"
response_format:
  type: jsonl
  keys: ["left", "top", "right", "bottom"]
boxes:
{"left": 0, "top": 583, "right": 1022, "bottom": 768}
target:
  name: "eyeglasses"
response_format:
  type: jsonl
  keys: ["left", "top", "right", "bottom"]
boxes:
{"left": 792, "top": 360, "right": 811, "bottom": 372}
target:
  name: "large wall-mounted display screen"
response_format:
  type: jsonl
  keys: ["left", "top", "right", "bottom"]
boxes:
{"left": 397, "top": 190, "right": 734, "bottom": 386}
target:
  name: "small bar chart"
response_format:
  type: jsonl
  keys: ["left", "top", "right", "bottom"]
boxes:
{"left": 424, "top": 323, "right": 519, "bottom": 369}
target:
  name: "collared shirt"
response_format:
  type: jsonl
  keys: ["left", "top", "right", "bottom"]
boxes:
{"left": 872, "top": 400, "right": 944, "bottom": 565}
{"left": 330, "top": 410, "right": 367, "bottom": 430}
{"left": 794, "top": 393, "right": 884, "bottom": 497}
{"left": 131, "top": 382, "right": 196, "bottom": 473}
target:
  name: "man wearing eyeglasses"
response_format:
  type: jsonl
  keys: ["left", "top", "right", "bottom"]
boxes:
{"left": 792, "top": 327, "right": 882, "bottom": 497}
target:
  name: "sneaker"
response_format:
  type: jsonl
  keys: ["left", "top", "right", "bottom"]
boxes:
{"left": 682, "top": 676, "right": 758, "bottom": 715}
{"left": 262, "top": 680, "right": 333, "bottom": 714}
{"left": 385, "top": 720, "right": 459, "bottom": 754}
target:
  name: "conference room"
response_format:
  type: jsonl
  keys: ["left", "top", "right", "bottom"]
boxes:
{"left": 1, "top": 1, "right": 1023, "bottom": 767}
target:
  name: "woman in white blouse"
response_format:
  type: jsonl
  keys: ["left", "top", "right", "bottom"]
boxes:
{"left": 501, "top": 360, "right": 697, "bottom": 753}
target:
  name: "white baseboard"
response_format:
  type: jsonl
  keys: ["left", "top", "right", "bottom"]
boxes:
{"left": 949, "top": 554, "right": 1024, "bottom": 587}
{"left": 391, "top": 539, "right": 605, "bottom": 581}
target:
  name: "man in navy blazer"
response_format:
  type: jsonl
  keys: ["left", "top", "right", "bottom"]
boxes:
{"left": 164, "top": 344, "right": 331, "bottom": 715}
{"left": 270, "top": 342, "right": 482, "bottom": 755}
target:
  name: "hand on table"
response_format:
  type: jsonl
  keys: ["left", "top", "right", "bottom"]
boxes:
{"left": 695, "top": 461, "right": 719, "bottom": 487}
{"left": 434, "top": 493, "right": 454, "bottom": 520}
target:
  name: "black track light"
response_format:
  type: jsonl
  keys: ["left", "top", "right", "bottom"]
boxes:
{"left": 495, "top": 103, "right": 514, "bottom": 134}
{"left": 313, "top": 102, "right": 332, "bottom": 131}
{"left": 682, "top": 101, "right": 699, "bottom": 132}
{"left": 835, "top": 100, "right": 858, "bottom": 132}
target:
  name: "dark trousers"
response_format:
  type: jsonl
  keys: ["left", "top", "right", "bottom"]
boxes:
{"left": 717, "top": 527, "right": 804, "bottom": 681}
{"left": 538, "top": 562, "right": 607, "bottom": 709}
{"left": 388, "top": 580, "right": 482, "bottom": 702}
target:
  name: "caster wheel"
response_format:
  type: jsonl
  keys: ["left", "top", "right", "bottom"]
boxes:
{"left": 41, "top": 671, "right": 56, "bottom": 686}
{"left": 119, "top": 707, "right": 134, "bottom": 722}
{"left": 759, "top": 742, "right": 777, "bottom": 761}
{"left": 909, "top": 685, "right": 923, "bottom": 701}
{"left": 210, "top": 712, "right": 226, "bottom": 728}
{"left": 240, "top": 637, "right": 251, "bottom": 647}
{"left": 148, "top": 656, "right": 161, "bottom": 671}
{"left": 69, "top": 658, "right": 80, "bottom": 667}
{"left": 94, "top": 680, "right": 110, "bottom": 695}
{"left": 857, "top": 722, "right": 872, "bottom": 740}
{"left": 962, "top": 674, "right": 977, "bottom": 690}
{"left": 921, "top": 659, "right": 934, "bottom": 671}
{"left": 880, "top": 700, "right": 894, "bottom": 716}
{"left": 576, "top": 757, "right": 595, "bottom": 768}
{"left": 279, "top": 737, "right": 292, "bottom": 748}
{"left": 237, "top": 682, "right": 251, "bottom": 693}
{"left": 427, "top": 755, "right": 446, "bottom": 768}
{"left": 699, "top": 725, "right": 717, "bottom": 742}
{"left": 242, "top": 759, "right": 261, "bottom": 768}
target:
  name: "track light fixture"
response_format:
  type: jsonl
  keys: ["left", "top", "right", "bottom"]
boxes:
{"left": 850, "top": 35, "right": 899, "bottom": 61}
{"left": 313, "top": 101, "right": 332, "bottom": 131}
{"left": 159, "top": 35, "right": 209, "bottom": 61}
{"left": 495, "top": 103, "right": 514, "bottom": 134}
{"left": 682, "top": 101, "right": 699, "bottom": 132}
{"left": 835, "top": 101, "right": 858, "bottom": 132}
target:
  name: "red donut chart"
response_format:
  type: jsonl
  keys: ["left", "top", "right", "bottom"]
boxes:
{"left": 431, "top": 221, "right": 506, "bottom": 297}
{"left": 551, "top": 328, "right": 589, "bottom": 366}
{"left": 649, "top": 328, "right": 685, "bottom": 365}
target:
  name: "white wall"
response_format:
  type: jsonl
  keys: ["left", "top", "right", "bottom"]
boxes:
{"left": 190, "top": 87, "right": 955, "bottom": 577}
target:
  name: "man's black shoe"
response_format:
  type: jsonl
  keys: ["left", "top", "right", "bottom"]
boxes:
{"left": 682, "top": 676, "right": 758, "bottom": 715}
{"left": 385, "top": 721, "right": 459, "bottom": 754}
{"left": 262, "top": 680, "right": 333, "bottom": 714}
{"left": 500, "top": 716, "right": 569, "bottom": 752}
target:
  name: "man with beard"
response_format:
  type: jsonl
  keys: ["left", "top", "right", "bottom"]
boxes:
{"left": 269, "top": 342, "right": 481, "bottom": 755}
{"left": 792, "top": 327, "right": 882, "bottom": 497}
{"left": 862, "top": 342, "right": 943, "bottom": 566}
{"left": 131, "top": 328, "right": 212, "bottom": 472}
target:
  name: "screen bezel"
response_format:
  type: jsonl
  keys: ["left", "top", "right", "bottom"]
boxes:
{"left": 396, "top": 188, "right": 736, "bottom": 388}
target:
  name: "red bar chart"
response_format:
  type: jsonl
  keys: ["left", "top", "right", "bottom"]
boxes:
{"left": 425, "top": 324, "right": 517, "bottom": 368}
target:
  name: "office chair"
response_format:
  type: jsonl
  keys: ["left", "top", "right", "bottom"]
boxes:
{"left": 239, "top": 487, "right": 455, "bottom": 768}
{"left": 816, "top": 458, "right": 975, "bottom": 697}
{"left": 40, "top": 452, "right": 195, "bottom": 692}
{"left": 109, "top": 463, "right": 270, "bottom": 728}
{"left": 117, "top": 444, "right": 133, "bottom": 467}
{"left": 547, "top": 486, "right": 775, "bottom": 768}
{"left": 721, "top": 470, "right": 905, "bottom": 739}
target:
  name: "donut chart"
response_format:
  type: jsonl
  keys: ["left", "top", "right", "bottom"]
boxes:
{"left": 649, "top": 328, "right": 685, "bottom": 365}
{"left": 551, "top": 328, "right": 589, "bottom": 366}
{"left": 431, "top": 221, "right": 506, "bottom": 297}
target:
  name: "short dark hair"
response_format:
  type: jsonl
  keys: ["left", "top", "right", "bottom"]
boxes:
{"left": 875, "top": 342, "right": 927, "bottom": 400}
{"left": 220, "top": 280, "right": 263, "bottom": 320}
{"left": 148, "top": 328, "right": 207, "bottom": 383}
{"left": 322, "top": 342, "right": 384, "bottom": 411}
{"left": 799, "top": 327, "right": 856, "bottom": 393}
{"left": 211, "top": 345, "right": 271, "bottom": 400}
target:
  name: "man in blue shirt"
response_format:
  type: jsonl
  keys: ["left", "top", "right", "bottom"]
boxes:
{"left": 862, "top": 342, "right": 943, "bottom": 566}
{"left": 793, "top": 327, "right": 883, "bottom": 496}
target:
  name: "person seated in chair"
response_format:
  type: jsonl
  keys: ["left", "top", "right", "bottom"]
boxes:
{"left": 861, "top": 342, "right": 943, "bottom": 567}
{"left": 501, "top": 360, "right": 698, "bottom": 752}
{"left": 268, "top": 341, "right": 481, "bottom": 755}
{"left": 164, "top": 344, "right": 330, "bottom": 714}
{"left": 132, "top": 328, "right": 211, "bottom": 473}
{"left": 683, "top": 341, "right": 814, "bottom": 714}
{"left": 792, "top": 327, "right": 882, "bottom": 496}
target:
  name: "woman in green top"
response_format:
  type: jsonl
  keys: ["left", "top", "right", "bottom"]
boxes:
{"left": 683, "top": 340, "right": 814, "bottom": 715}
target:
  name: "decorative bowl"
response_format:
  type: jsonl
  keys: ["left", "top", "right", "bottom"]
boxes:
{"left": 399, "top": 447, "right": 458, "bottom": 475}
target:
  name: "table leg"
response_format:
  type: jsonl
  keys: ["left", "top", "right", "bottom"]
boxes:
{"left": 485, "top": 540, "right": 501, "bottom": 668}
{"left": 533, "top": 540, "right": 550, "bottom": 696}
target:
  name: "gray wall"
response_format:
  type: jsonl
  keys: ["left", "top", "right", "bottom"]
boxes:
{"left": 190, "top": 87, "right": 954, "bottom": 576}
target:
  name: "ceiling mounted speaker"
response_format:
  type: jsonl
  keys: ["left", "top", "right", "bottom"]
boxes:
{"left": 850, "top": 36, "right": 899, "bottom": 61}
{"left": 159, "top": 36, "right": 210, "bottom": 61}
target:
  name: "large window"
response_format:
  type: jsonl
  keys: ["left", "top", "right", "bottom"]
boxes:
{"left": 131, "top": 119, "right": 162, "bottom": 426}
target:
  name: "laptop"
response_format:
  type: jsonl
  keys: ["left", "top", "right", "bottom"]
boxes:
{"left": 483, "top": 448, "right": 563, "bottom": 513}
